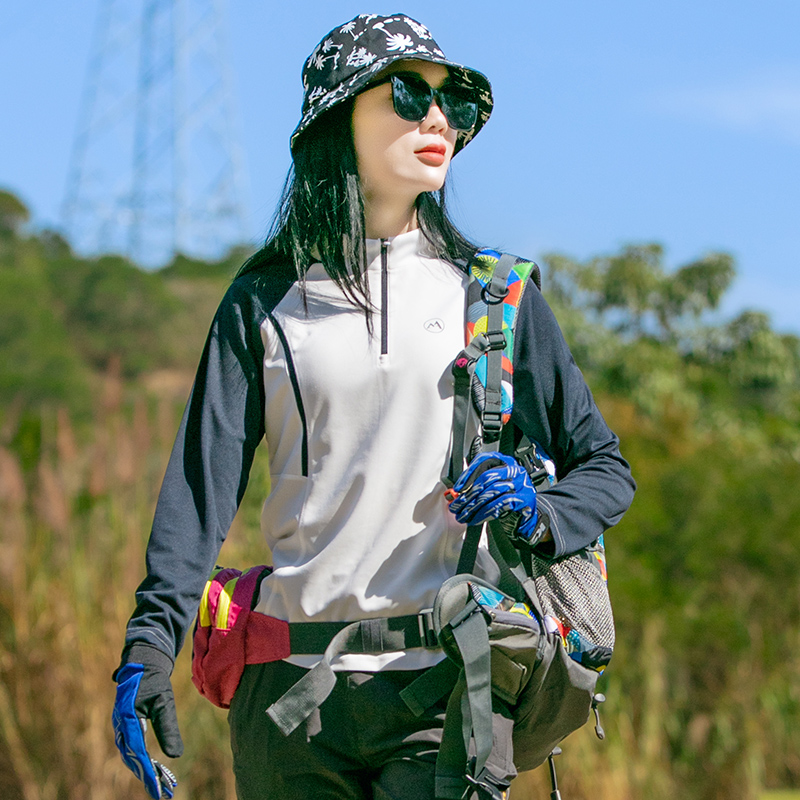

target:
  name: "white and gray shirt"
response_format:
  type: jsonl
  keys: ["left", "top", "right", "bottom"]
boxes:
{"left": 125, "top": 229, "right": 635, "bottom": 671}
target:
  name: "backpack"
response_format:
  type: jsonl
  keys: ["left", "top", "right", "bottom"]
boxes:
{"left": 191, "top": 250, "right": 613, "bottom": 798}
{"left": 401, "top": 250, "right": 613, "bottom": 797}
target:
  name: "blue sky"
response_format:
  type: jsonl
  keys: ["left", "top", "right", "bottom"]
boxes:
{"left": 2, "top": 1, "right": 798, "bottom": 333}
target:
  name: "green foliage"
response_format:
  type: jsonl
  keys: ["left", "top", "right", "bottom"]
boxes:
{"left": 0, "top": 188, "right": 30, "bottom": 236}
{"left": 0, "top": 191, "right": 253, "bottom": 415}
{"left": 603, "top": 422, "right": 800, "bottom": 798}
{"left": 0, "top": 213, "right": 90, "bottom": 419}
{"left": 0, "top": 268, "right": 89, "bottom": 409}
{"left": 45, "top": 253, "right": 179, "bottom": 376}
{"left": 661, "top": 253, "right": 734, "bottom": 329}
{"left": 546, "top": 244, "right": 735, "bottom": 340}
{"left": 541, "top": 243, "right": 800, "bottom": 796}
{"left": 160, "top": 245, "right": 253, "bottom": 280}
{"left": 699, "top": 311, "right": 800, "bottom": 393}
{"left": 543, "top": 246, "right": 800, "bottom": 457}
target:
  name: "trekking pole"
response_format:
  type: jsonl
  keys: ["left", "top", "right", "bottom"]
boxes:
{"left": 547, "top": 746, "right": 562, "bottom": 800}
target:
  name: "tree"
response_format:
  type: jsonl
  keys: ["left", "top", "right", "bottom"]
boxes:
{"left": 545, "top": 245, "right": 735, "bottom": 341}
{"left": 0, "top": 190, "right": 30, "bottom": 236}
{"left": 46, "top": 254, "right": 178, "bottom": 376}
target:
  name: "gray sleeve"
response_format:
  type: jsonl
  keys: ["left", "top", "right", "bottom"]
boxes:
{"left": 123, "top": 275, "right": 277, "bottom": 660}
{"left": 510, "top": 281, "right": 636, "bottom": 557}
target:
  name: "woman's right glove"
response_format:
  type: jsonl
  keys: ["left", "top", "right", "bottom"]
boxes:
{"left": 447, "top": 451, "right": 541, "bottom": 543}
{"left": 112, "top": 643, "right": 182, "bottom": 799}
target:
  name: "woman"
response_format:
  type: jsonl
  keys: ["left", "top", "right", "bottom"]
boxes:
{"left": 112, "top": 13, "right": 635, "bottom": 800}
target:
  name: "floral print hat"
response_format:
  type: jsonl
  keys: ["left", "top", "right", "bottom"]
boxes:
{"left": 290, "top": 13, "right": 493, "bottom": 155}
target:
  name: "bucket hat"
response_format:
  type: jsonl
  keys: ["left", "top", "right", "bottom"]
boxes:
{"left": 290, "top": 13, "right": 493, "bottom": 155}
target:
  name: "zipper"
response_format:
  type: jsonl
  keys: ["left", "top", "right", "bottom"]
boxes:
{"left": 380, "top": 238, "right": 389, "bottom": 355}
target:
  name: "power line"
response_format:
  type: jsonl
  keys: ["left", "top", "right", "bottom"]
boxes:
{"left": 62, "top": 0, "right": 249, "bottom": 267}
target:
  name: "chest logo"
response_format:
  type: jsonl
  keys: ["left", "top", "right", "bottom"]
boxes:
{"left": 424, "top": 318, "right": 445, "bottom": 333}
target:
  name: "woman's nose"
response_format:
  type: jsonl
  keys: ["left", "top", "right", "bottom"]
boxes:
{"left": 421, "top": 100, "right": 448, "bottom": 134}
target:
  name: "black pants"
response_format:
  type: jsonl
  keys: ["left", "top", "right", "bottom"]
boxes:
{"left": 228, "top": 660, "right": 515, "bottom": 800}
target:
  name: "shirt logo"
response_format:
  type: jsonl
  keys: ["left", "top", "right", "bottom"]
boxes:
{"left": 424, "top": 318, "right": 445, "bottom": 333}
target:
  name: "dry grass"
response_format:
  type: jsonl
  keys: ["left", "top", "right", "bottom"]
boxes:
{"left": 0, "top": 378, "right": 797, "bottom": 799}
{"left": 0, "top": 369, "right": 264, "bottom": 800}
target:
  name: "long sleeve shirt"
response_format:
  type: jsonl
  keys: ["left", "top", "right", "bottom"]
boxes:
{"left": 124, "top": 228, "right": 635, "bottom": 671}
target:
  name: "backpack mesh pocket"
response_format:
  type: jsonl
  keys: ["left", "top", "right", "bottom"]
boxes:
{"left": 531, "top": 536, "right": 614, "bottom": 671}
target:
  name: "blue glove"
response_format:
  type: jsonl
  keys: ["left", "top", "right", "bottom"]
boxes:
{"left": 112, "top": 645, "right": 182, "bottom": 799}
{"left": 448, "top": 451, "right": 539, "bottom": 541}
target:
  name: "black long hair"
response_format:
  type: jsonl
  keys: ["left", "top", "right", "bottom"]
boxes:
{"left": 236, "top": 97, "right": 478, "bottom": 319}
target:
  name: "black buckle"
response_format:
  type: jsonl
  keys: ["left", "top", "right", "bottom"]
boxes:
{"left": 482, "top": 411, "right": 503, "bottom": 439}
{"left": 416, "top": 609, "right": 438, "bottom": 648}
{"left": 485, "top": 330, "right": 507, "bottom": 351}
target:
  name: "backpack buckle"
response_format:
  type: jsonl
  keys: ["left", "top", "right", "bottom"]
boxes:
{"left": 485, "top": 330, "right": 507, "bottom": 351}
{"left": 465, "top": 762, "right": 511, "bottom": 800}
{"left": 417, "top": 609, "right": 438, "bottom": 648}
{"left": 447, "top": 598, "right": 484, "bottom": 632}
{"left": 482, "top": 411, "right": 503, "bottom": 439}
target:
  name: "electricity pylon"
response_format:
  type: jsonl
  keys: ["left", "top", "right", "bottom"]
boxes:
{"left": 62, "top": 0, "right": 249, "bottom": 267}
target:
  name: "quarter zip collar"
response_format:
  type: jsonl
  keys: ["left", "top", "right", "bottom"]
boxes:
{"left": 365, "top": 228, "right": 437, "bottom": 358}
{"left": 364, "top": 227, "right": 431, "bottom": 268}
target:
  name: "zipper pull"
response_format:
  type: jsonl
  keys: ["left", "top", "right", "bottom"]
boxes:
{"left": 592, "top": 693, "right": 606, "bottom": 740}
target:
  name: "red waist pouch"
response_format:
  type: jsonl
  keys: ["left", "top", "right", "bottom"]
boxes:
{"left": 191, "top": 565, "right": 291, "bottom": 708}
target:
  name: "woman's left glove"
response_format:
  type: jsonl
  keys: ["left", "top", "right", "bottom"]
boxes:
{"left": 112, "top": 643, "right": 182, "bottom": 799}
{"left": 448, "top": 451, "right": 540, "bottom": 542}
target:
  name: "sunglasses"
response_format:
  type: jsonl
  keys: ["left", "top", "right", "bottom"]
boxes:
{"left": 365, "top": 72, "right": 479, "bottom": 132}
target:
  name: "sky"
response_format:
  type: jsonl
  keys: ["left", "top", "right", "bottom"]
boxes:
{"left": 1, "top": 0, "right": 799, "bottom": 333}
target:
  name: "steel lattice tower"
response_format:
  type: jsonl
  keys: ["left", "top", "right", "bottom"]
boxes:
{"left": 62, "top": 0, "right": 249, "bottom": 266}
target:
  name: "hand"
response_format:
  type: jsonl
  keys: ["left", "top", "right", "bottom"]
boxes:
{"left": 448, "top": 451, "right": 540, "bottom": 542}
{"left": 112, "top": 644, "right": 183, "bottom": 799}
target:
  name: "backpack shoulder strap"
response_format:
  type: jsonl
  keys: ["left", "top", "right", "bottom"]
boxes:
{"left": 450, "top": 250, "right": 541, "bottom": 575}
{"left": 466, "top": 249, "right": 540, "bottom": 443}
{"left": 449, "top": 250, "right": 541, "bottom": 483}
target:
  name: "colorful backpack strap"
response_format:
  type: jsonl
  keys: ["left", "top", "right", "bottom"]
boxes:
{"left": 466, "top": 249, "right": 540, "bottom": 434}
{"left": 447, "top": 249, "right": 541, "bottom": 487}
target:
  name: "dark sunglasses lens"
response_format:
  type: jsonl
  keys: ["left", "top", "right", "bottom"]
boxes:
{"left": 440, "top": 86, "right": 478, "bottom": 131}
{"left": 391, "top": 75, "right": 433, "bottom": 122}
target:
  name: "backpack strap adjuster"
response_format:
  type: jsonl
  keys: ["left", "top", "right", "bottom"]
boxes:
{"left": 465, "top": 762, "right": 512, "bottom": 800}
{"left": 482, "top": 410, "right": 503, "bottom": 439}
{"left": 484, "top": 330, "right": 507, "bottom": 351}
{"left": 447, "top": 597, "right": 483, "bottom": 631}
{"left": 481, "top": 282, "right": 509, "bottom": 305}
{"left": 417, "top": 609, "right": 438, "bottom": 648}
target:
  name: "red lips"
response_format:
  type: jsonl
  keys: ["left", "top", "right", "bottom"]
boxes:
{"left": 415, "top": 143, "right": 447, "bottom": 166}
{"left": 415, "top": 143, "right": 446, "bottom": 156}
